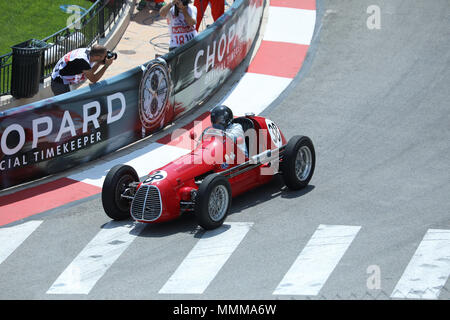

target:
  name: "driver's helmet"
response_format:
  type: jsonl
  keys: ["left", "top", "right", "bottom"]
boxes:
{"left": 210, "top": 105, "right": 233, "bottom": 130}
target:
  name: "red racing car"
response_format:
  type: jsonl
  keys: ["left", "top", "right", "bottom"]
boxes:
{"left": 101, "top": 114, "right": 316, "bottom": 230}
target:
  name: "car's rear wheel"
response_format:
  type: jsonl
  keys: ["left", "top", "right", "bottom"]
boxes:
{"left": 281, "top": 136, "right": 315, "bottom": 190}
{"left": 195, "top": 174, "right": 232, "bottom": 230}
{"left": 102, "top": 164, "right": 139, "bottom": 220}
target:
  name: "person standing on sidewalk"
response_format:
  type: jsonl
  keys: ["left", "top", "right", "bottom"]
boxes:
{"left": 50, "top": 45, "right": 114, "bottom": 96}
{"left": 160, "top": 0, "right": 197, "bottom": 51}
{"left": 193, "top": 0, "right": 224, "bottom": 32}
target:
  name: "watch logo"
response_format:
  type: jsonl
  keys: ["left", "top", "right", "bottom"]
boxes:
{"left": 138, "top": 59, "right": 171, "bottom": 132}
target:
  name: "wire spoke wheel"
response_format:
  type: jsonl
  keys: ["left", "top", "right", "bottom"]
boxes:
{"left": 208, "top": 185, "right": 229, "bottom": 222}
{"left": 282, "top": 136, "right": 316, "bottom": 190}
{"left": 102, "top": 164, "right": 139, "bottom": 220}
{"left": 195, "top": 174, "right": 232, "bottom": 230}
{"left": 114, "top": 174, "right": 134, "bottom": 212}
{"left": 295, "top": 146, "right": 313, "bottom": 182}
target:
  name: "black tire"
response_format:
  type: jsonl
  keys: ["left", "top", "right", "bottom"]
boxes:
{"left": 281, "top": 135, "right": 316, "bottom": 190}
{"left": 195, "top": 174, "right": 232, "bottom": 230}
{"left": 102, "top": 164, "right": 139, "bottom": 220}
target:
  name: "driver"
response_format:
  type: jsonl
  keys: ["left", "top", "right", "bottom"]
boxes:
{"left": 210, "top": 105, "right": 248, "bottom": 158}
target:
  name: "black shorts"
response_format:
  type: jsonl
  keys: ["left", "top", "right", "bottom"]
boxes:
{"left": 50, "top": 77, "right": 70, "bottom": 96}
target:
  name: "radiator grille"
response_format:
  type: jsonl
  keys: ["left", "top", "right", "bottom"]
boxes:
{"left": 131, "top": 185, "right": 162, "bottom": 222}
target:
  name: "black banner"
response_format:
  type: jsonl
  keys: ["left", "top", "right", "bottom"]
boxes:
{"left": 0, "top": 67, "right": 142, "bottom": 189}
{"left": 0, "top": 0, "right": 266, "bottom": 190}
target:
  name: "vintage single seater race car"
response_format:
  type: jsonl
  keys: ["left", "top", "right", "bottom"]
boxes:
{"left": 101, "top": 114, "right": 316, "bottom": 230}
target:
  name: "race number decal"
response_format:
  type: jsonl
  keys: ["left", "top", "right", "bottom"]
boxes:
{"left": 173, "top": 33, "right": 195, "bottom": 46}
{"left": 144, "top": 170, "right": 168, "bottom": 183}
{"left": 265, "top": 119, "right": 282, "bottom": 148}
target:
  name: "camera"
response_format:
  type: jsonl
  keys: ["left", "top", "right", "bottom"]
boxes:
{"left": 174, "top": 0, "right": 191, "bottom": 16}
{"left": 103, "top": 50, "right": 118, "bottom": 63}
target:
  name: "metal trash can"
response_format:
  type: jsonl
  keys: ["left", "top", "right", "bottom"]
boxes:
{"left": 10, "top": 39, "right": 49, "bottom": 98}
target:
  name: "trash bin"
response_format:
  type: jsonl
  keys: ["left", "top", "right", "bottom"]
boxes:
{"left": 10, "top": 39, "right": 49, "bottom": 98}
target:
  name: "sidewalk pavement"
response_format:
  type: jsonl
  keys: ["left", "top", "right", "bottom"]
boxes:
{"left": 0, "top": 1, "right": 219, "bottom": 108}
{"left": 79, "top": 1, "right": 217, "bottom": 88}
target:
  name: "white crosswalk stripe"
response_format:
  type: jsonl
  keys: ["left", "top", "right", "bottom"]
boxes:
{"left": 273, "top": 224, "right": 361, "bottom": 296}
{"left": 391, "top": 229, "right": 450, "bottom": 299}
{"left": 159, "top": 222, "right": 253, "bottom": 294}
{"left": 4, "top": 219, "right": 449, "bottom": 299}
{"left": 0, "top": 220, "right": 43, "bottom": 265}
{"left": 46, "top": 221, "right": 146, "bottom": 295}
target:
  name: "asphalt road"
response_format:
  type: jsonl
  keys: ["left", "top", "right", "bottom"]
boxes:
{"left": 0, "top": 0, "right": 449, "bottom": 300}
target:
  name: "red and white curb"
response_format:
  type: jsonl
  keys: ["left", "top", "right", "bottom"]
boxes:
{"left": 223, "top": 0, "right": 316, "bottom": 116}
{"left": 0, "top": 0, "right": 317, "bottom": 227}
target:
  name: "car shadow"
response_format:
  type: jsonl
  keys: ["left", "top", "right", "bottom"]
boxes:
{"left": 118, "top": 214, "right": 202, "bottom": 239}
{"left": 125, "top": 175, "right": 315, "bottom": 239}
{"left": 228, "top": 175, "right": 315, "bottom": 216}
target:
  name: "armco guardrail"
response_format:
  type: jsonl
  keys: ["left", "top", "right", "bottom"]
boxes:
{"left": 0, "top": 0, "right": 266, "bottom": 190}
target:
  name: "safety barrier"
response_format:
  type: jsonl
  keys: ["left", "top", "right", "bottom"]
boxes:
{"left": 0, "top": 0, "right": 266, "bottom": 190}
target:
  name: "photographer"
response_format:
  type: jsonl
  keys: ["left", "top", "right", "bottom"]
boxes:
{"left": 160, "top": 0, "right": 198, "bottom": 51}
{"left": 50, "top": 44, "right": 116, "bottom": 96}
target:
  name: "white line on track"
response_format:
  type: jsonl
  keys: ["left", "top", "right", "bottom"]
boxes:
{"left": 220, "top": 73, "right": 292, "bottom": 117}
{"left": 273, "top": 224, "right": 361, "bottom": 296}
{"left": 391, "top": 229, "right": 450, "bottom": 299}
{"left": 46, "top": 221, "right": 146, "bottom": 295}
{"left": 159, "top": 222, "right": 253, "bottom": 294}
{"left": 68, "top": 142, "right": 190, "bottom": 187}
{"left": 0, "top": 221, "right": 43, "bottom": 265}
{"left": 263, "top": 7, "right": 316, "bottom": 45}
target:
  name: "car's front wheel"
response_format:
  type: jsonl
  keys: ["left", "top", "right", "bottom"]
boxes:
{"left": 102, "top": 164, "right": 139, "bottom": 220}
{"left": 195, "top": 174, "right": 232, "bottom": 230}
{"left": 281, "top": 135, "right": 315, "bottom": 190}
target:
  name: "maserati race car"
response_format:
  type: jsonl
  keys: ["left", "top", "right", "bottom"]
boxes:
{"left": 101, "top": 114, "right": 315, "bottom": 230}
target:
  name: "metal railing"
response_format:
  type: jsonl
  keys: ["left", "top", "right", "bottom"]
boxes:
{"left": 0, "top": 52, "right": 12, "bottom": 96}
{"left": 0, "top": 0, "right": 128, "bottom": 97}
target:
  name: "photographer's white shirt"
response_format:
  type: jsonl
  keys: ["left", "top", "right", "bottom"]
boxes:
{"left": 51, "top": 48, "right": 95, "bottom": 85}
{"left": 167, "top": 4, "right": 198, "bottom": 48}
